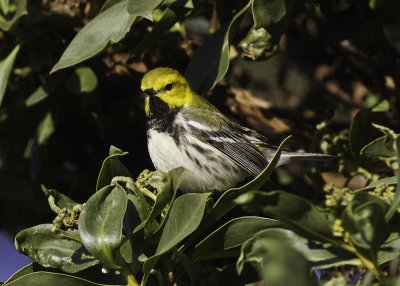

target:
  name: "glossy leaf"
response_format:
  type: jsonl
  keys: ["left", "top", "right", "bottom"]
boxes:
{"left": 3, "top": 272, "right": 116, "bottom": 286}
{"left": 41, "top": 185, "right": 78, "bottom": 214}
{"left": 51, "top": 0, "right": 136, "bottom": 73}
{"left": 96, "top": 146, "right": 131, "bottom": 192}
{"left": 236, "top": 190, "right": 335, "bottom": 243}
{"left": 141, "top": 193, "right": 210, "bottom": 285}
{"left": 239, "top": 0, "right": 296, "bottom": 60}
{"left": 192, "top": 216, "right": 281, "bottom": 262}
{"left": 185, "top": 0, "right": 252, "bottom": 94}
{"left": 127, "top": 0, "right": 163, "bottom": 20}
{"left": 79, "top": 184, "right": 127, "bottom": 269}
{"left": 66, "top": 67, "right": 98, "bottom": 94}
{"left": 0, "top": 0, "right": 27, "bottom": 31}
{"left": 15, "top": 224, "right": 98, "bottom": 273}
{"left": 0, "top": 45, "right": 20, "bottom": 107}
{"left": 237, "top": 232, "right": 316, "bottom": 286}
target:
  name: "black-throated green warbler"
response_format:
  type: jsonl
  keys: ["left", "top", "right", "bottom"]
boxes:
{"left": 141, "top": 67, "right": 330, "bottom": 192}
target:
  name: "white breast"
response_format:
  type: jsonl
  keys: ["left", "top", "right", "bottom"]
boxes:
{"left": 147, "top": 129, "right": 248, "bottom": 192}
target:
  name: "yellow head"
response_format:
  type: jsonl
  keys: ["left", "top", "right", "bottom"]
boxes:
{"left": 141, "top": 67, "right": 192, "bottom": 116}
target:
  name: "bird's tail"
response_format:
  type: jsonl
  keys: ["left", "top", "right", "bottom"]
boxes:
{"left": 263, "top": 150, "right": 334, "bottom": 167}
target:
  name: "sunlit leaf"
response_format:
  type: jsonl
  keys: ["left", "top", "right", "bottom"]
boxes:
{"left": 360, "top": 176, "right": 397, "bottom": 191}
{"left": 66, "top": 67, "right": 98, "bottom": 94}
{"left": 41, "top": 185, "right": 78, "bottom": 214}
{"left": 15, "top": 225, "right": 98, "bottom": 273}
{"left": 36, "top": 113, "right": 54, "bottom": 145}
{"left": 0, "top": 0, "right": 27, "bottom": 31}
{"left": 51, "top": 0, "right": 136, "bottom": 73}
{"left": 0, "top": 45, "right": 20, "bottom": 107}
{"left": 96, "top": 146, "right": 131, "bottom": 192}
{"left": 133, "top": 171, "right": 172, "bottom": 234}
{"left": 141, "top": 193, "right": 210, "bottom": 285}
{"left": 127, "top": 0, "right": 164, "bottom": 20}
{"left": 79, "top": 184, "right": 127, "bottom": 269}
{"left": 239, "top": 0, "right": 296, "bottom": 60}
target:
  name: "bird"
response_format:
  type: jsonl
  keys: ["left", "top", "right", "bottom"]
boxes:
{"left": 141, "top": 67, "right": 331, "bottom": 192}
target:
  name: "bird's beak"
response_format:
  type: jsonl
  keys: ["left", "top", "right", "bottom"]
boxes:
{"left": 143, "top": 88, "right": 158, "bottom": 97}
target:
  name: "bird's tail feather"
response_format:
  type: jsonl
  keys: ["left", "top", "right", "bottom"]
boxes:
{"left": 263, "top": 150, "right": 334, "bottom": 166}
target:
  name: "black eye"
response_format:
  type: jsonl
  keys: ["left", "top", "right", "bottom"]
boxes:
{"left": 164, "top": 83, "right": 173, "bottom": 91}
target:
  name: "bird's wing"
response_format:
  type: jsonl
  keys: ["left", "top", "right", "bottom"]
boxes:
{"left": 181, "top": 108, "right": 268, "bottom": 176}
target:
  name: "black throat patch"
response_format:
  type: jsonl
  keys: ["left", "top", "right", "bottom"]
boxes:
{"left": 147, "top": 95, "right": 182, "bottom": 144}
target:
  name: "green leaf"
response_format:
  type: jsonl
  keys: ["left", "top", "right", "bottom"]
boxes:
{"left": 361, "top": 136, "right": 396, "bottom": 159}
{"left": 191, "top": 216, "right": 281, "bottom": 262}
{"left": 377, "top": 232, "right": 400, "bottom": 265}
{"left": 3, "top": 272, "right": 116, "bottom": 286}
{"left": 342, "top": 192, "right": 389, "bottom": 264}
{"left": 141, "top": 192, "right": 210, "bottom": 285}
{"left": 50, "top": 0, "right": 136, "bottom": 73}
{"left": 239, "top": 0, "right": 296, "bottom": 60}
{"left": 127, "top": 0, "right": 164, "bottom": 20}
{"left": 185, "top": 1, "right": 252, "bottom": 94}
{"left": 96, "top": 146, "right": 131, "bottom": 192}
{"left": 118, "top": 180, "right": 145, "bottom": 271}
{"left": 41, "top": 185, "right": 78, "bottom": 214}
{"left": 4, "top": 263, "right": 47, "bottom": 285}
{"left": 242, "top": 228, "right": 349, "bottom": 268}
{"left": 157, "top": 192, "right": 210, "bottom": 253}
{"left": 237, "top": 232, "right": 316, "bottom": 286}
{"left": 133, "top": 171, "right": 174, "bottom": 234}
{"left": 360, "top": 176, "right": 397, "bottom": 191}
{"left": 133, "top": 168, "right": 186, "bottom": 237}
{"left": 78, "top": 184, "right": 127, "bottom": 269}
{"left": 348, "top": 108, "right": 388, "bottom": 171}
{"left": 0, "top": 0, "right": 26, "bottom": 31}
{"left": 66, "top": 66, "right": 98, "bottom": 94}
{"left": 36, "top": 112, "right": 55, "bottom": 145}
{"left": 24, "top": 71, "right": 68, "bottom": 107}
{"left": 132, "top": 8, "right": 177, "bottom": 54}
{"left": 236, "top": 190, "right": 335, "bottom": 243}
{"left": 385, "top": 138, "right": 400, "bottom": 221}
{"left": 15, "top": 224, "right": 98, "bottom": 273}
{"left": 0, "top": 45, "right": 20, "bottom": 107}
